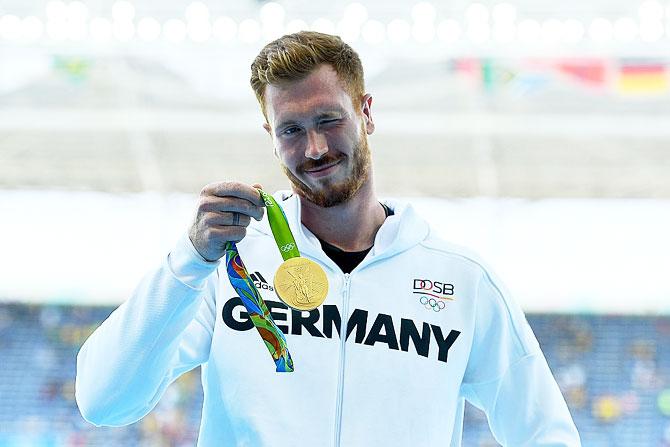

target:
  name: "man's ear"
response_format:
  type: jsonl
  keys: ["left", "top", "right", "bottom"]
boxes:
{"left": 262, "top": 123, "right": 279, "bottom": 159}
{"left": 361, "top": 93, "right": 375, "bottom": 135}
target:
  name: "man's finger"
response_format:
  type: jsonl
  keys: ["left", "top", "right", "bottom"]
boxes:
{"left": 200, "top": 197, "right": 264, "bottom": 221}
{"left": 202, "top": 181, "right": 265, "bottom": 207}
{"left": 203, "top": 211, "right": 252, "bottom": 227}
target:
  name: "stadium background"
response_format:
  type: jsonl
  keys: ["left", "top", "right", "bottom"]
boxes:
{"left": 1, "top": 0, "right": 670, "bottom": 445}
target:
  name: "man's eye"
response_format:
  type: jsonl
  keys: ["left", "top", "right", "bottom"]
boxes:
{"left": 283, "top": 127, "right": 301, "bottom": 135}
{"left": 320, "top": 119, "right": 339, "bottom": 126}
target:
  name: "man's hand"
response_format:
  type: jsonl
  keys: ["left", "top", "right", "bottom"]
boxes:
{"left": 189, "top": 181, "right": 265, "bottom": 262}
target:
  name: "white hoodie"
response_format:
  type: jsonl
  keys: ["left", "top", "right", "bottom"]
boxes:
{"left": 76, "top": 191, "right": 581, "bottom": 446}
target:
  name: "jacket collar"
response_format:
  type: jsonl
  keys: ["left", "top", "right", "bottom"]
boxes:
{"left": 256, "top": 190, "right": 430, "bottom": 268}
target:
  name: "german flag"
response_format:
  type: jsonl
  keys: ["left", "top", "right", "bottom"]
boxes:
{"left": 616, "top": 60, "right": 668, "bottom": 94}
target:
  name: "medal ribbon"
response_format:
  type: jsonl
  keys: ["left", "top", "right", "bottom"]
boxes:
{"left": 224, "top": 242, "right": 294, "bottom": 372}
{"left": 222, "top": 189, "right": 298, "bottom": 373}
{"left": 257, "top": 189, "right": 301, "bottom": 261}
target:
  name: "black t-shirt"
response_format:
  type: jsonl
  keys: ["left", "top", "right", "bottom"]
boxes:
{"left": 317, "top": 203, "right": 394, "bottom": 274}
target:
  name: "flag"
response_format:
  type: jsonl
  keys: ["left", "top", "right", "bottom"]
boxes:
{"left": 616, "top": 60, "right": 668, "bottom": 94}
{"left": 556, "top": 59, "right": 607, "bottom": 86}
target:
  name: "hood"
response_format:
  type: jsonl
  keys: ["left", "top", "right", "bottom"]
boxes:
{"left": 254, "top": 190, "right": 430, "bottom": 267}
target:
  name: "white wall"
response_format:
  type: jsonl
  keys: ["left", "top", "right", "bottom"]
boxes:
{"left": 1, "top": 190, "right": 668, "bottom": 314}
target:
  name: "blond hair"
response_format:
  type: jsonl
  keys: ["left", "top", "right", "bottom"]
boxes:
{"left": 250, "top": 31, "right": 365, "bottom": 119}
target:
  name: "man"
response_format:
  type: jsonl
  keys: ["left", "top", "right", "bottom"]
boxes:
{"left": 76, "top": 31, "right": 580, "bottom": 446}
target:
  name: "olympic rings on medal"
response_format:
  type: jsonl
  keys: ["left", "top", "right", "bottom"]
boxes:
{"left": 420, "top": 296, "right": 446, "bottom": 312}
{"left": 280, "top": 243, "right": 296, "bottom": 252}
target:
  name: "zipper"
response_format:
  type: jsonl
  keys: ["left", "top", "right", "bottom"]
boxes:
{"left": 333, "top": 273, "right": 351, "bottom": 447}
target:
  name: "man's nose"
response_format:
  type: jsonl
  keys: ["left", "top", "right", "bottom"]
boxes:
{"left": 305, "top": 129, "right": 328, "bottom": 160}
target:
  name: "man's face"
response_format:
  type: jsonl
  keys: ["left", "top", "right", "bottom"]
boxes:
{"left": 263, "top": 64, "right": 374, "bottom": 208}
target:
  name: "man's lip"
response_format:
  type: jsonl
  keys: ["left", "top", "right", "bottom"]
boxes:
{"left": 304, "top": 159, "right": 342, "bottom": 173}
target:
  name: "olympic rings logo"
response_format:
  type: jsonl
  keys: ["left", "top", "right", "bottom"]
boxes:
{"left": 420, "top": 296, "right": 446, "bottom": 312}
{"left": 280, "top": 243, "right": 295, "bottom": 252}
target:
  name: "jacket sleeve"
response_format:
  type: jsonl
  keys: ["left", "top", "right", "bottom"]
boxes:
{"left": 460, "top": 270, "right": 581, "bottom": 446}
{"left": 75, "top": 233, "right": 219, "bottom": 427}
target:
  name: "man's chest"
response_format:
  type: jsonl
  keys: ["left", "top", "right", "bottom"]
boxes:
{"left": 213, "top": 246, "right": 479, "bottom": 369}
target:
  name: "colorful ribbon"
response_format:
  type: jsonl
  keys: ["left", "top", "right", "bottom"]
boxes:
{"left": 222, "top": 190, "right": 307, "bottom": 372}
{"left": 224, "top": 241, "right": 294, "bottom": 372}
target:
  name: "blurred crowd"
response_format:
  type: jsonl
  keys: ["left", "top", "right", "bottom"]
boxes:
{"left": 0, "top": 304, "right": 668, "bottom": 446}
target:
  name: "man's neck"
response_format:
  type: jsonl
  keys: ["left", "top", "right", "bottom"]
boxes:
{"left": 298, "top": 181, "right": 386, "bottom": 252}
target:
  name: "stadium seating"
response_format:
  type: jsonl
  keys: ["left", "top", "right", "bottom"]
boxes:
{"left": 1, "top": 303, "right": 668, "bottom": 446}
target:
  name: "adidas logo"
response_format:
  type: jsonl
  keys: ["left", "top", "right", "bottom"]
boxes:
{"left": 249, "top": 271, "right": 274, "bottom": 292}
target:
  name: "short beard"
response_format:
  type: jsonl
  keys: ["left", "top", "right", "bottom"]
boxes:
{"left": 281, "top": 133, "right": 371, "bottom": 208}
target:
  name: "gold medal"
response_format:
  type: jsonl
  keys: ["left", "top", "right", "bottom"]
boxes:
{"left": 274, "top": 257, "right": 329, "bottom": 311}
{"left": 258, "top": 189, "right": 330, "bottom": 311}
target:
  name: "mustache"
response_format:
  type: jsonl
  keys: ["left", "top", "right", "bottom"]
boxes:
{"left": 299, "top": 154, "right": 345, "bottom": 173}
